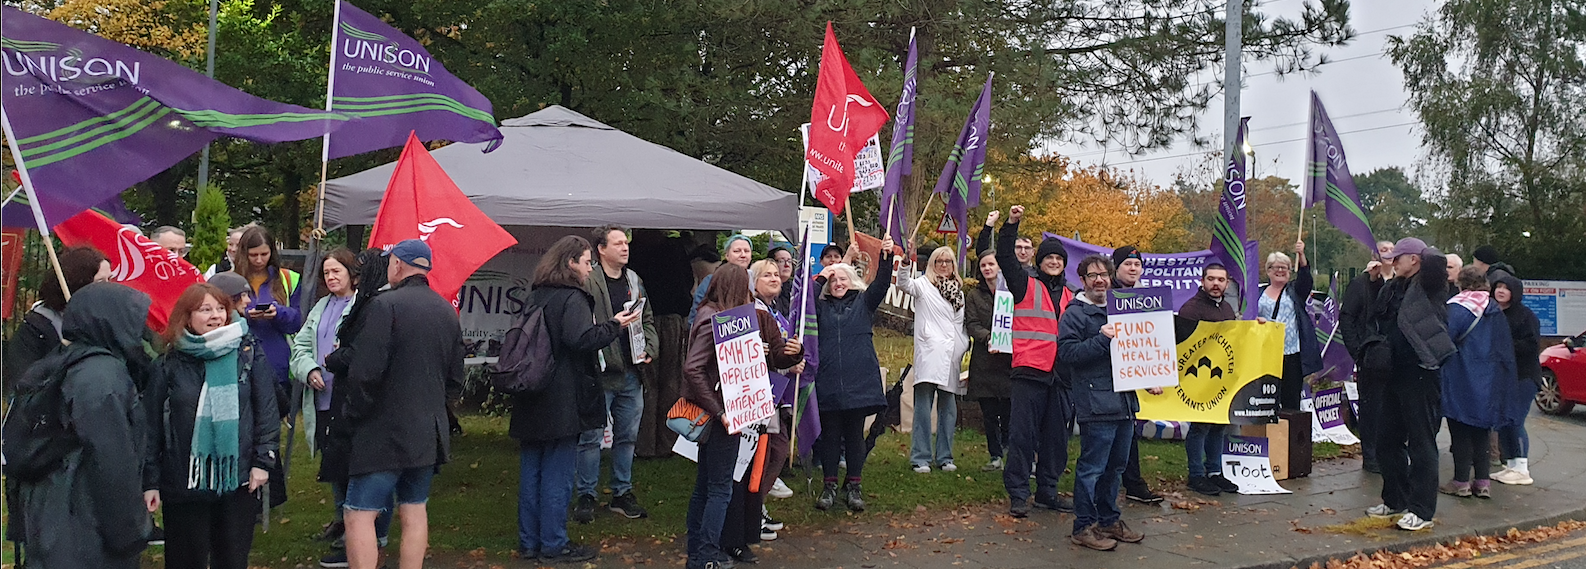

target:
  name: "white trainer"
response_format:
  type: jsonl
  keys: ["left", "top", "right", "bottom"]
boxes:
{"left": 769, "top": 478, "right": 794, "bottom": 499}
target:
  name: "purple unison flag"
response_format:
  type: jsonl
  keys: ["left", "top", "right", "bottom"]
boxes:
{"left": 1306, "top": 275, "right": 1353, "bottom": 383}
{"left": 1210, "top": 117, "right": 1259, "bottom": 319}
{"left": 879, "top": 32, "right": 917, "bottom": 245}
{"left": 933, "top": 74, "right": 992, "bottom": 262}
{"left": 2, "top": 193, "right": 139, "bottom": 229}
{"left": 327, "top": 1, "right": 503, "bottom": 159}
{"left": 787, "top": 224, "right": 821, "bottom": 456}
{"left": 1305, "top": 92, "right": 1377, "bottom": 253}
{"left": 1, "top": 7, "right": 349, "bottom": 227}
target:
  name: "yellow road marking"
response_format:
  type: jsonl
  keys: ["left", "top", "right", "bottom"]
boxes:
{"left": 1435, "top": 536, "right": 1586, "bottom": 569}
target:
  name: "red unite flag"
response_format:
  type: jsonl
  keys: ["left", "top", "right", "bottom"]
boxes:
{"left": 806, "top": 22, "right": 889, "bottom": 215}
{"left": 54, "top": 209, "right": 205, "bottom": 331}
{"left": 367, "top": 132, "right": 517, "bottom": 305}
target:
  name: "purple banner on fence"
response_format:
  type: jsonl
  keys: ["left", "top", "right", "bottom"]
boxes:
{"left": 1046, "top": 234, "right": 1258, "bottom": 311}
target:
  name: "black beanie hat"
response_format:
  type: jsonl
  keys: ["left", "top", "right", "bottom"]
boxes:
{"left": 1036, "top": 239, "right": 1067, "bottom": 265}
{"left": 1111, "top": 245, "right": 1142, "bottom": 267}
{"left": 1473, "top": 245, "right": 1500, "bottom": 265}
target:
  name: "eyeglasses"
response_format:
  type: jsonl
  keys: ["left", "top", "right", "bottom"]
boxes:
{"left": 933, "top": 259, "right": 954, "bottom": 265}
{"left": 1082, "top": 272, "right": 1110, "bottom": 281}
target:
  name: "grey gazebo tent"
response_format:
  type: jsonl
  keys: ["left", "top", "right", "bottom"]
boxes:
{"left": 323, "top": 105, "right": 797, "bottom": 234}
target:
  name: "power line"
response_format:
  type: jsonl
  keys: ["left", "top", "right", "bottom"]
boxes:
{"left": 1077, "top": 121, "right": 1418, "bottom": 167}
{"left": 1058, "top": 107, "right": 1406, "bottom": 160}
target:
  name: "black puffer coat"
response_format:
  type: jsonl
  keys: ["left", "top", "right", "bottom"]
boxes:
{"left": 963, "top": 282, "right": 1011, "bottom": 400}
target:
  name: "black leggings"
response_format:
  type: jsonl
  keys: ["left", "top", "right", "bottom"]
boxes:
{"left": 1448, "top": 420, "right": 1491, "bottom": 482}
{"left": 979, "top": 397, "right": 1012, "bottom": 459}
{"left": 816, "top": 409, "right": 873, "bottom": 482}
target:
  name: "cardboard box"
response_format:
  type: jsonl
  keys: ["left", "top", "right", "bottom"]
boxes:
{"left": 1239, "top": 410, "right": 1313, "bottom": 480}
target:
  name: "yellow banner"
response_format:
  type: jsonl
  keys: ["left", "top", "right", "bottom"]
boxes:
{"left": 1136, "top": 320, "right": 1284, "bottom": 424}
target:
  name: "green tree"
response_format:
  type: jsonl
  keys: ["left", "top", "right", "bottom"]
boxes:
{"left": 1388, "top": 0, "right": 1586, "bottom": 279}
{"left": 1353, "top": 167, "right": 1430, "bottom": 244}
{"left": 190, "top": 183, "right": 232, "bottom": 269}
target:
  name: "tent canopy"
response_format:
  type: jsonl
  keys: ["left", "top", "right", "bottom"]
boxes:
{"left": 324, "top": 105, "right": 797, "bottom": 234}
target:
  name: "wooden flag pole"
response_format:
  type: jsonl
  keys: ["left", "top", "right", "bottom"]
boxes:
{"left": 907, "top": 194, "right": 940, "bottom": 246}
{"left": 1, "top": 108, "right": 72, "bottom": 301}
{"left": 844, "top": 197, "right": 858, "bottom": 247}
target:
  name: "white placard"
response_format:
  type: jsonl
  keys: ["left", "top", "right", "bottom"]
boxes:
{"left": 990, "top": 273, "right": 1014, "bottom": 353}
{"left": 1107, "top": 287, "right": 1180, "bottom": 391}
{"left": 670, "top": 430, "right": 760, "bottom": 482}
{"left": 711, "top": 305, "right": 776, "bottom": 433}
{"left": 1222, "top": 436, "right": 1291, "bottom": 495}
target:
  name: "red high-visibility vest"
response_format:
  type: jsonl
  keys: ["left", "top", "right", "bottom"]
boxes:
{"left": 1011, "top": 276, "right": 1073, "bottom": 372}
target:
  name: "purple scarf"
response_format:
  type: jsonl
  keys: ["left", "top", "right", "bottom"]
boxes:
{"left": 313, "top": 294, "right": 353, "bottom": 411}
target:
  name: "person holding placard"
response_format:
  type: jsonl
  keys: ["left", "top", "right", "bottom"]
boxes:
{"left": 1175, "top": 263, "right": 1243, "bottom": 497}
{"left": 994, "top": 206, "right": 1079, "bottom": 517}
{"left": 682, "top": 266, "right": 802, "bottom": 569}
{"left": 810, "top": 237, "right": 895, "bottom": 512}
{"left": 1107, "top": 245, "right": 1164, "bottom": 505}
{"left": 965, "top": 246, "right": 1014, "bottom": 472}
{"left": 1060, "top": 254, "right": 1160, "bottom": 551}
{"left": 898, "top": 243, "right": 969, "bottom": 474}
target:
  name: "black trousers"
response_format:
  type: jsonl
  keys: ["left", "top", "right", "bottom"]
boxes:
{"left": 1375, "top": 374, "right": 1441, "bottom": 519}
{"left": 979, "top": 397, "right": 1012, "bottom": 459}
{"left": 1003, "top": 379, "right": 1071, "bottom": 503}
{"left": 1448, "top": 420, "right": 1491, "bottom": 482}
{"left": 1123, "top": 437, "right": 1150, "bottom": 494}
{"left": 1280, "top": 353, "right": 1304, "bottom": 411}
{"left": 1357, "top": 371, "right": 1385, "bottom": 467}
{"left": 164, "top": 489, "right": 260, "bottom": 569}
{"left": 816, "top": 409, "right": 873, "bottom": 481}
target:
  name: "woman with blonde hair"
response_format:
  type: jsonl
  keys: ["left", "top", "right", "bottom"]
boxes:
{"left": 898, "top": 244, "right": 969, "bottom": 473}
{"left": 1258, "top": 241, "right": 1321, "bottom": 410}
{"left": 811, "top": 236, "right": 896, "bottom": 511}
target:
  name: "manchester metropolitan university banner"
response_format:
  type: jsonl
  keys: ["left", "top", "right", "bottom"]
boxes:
{"left": 1108, "top": 287, "right": 1178, "bottom": 391}
{"left": 1137, "top": 320, "right": 1284, "bottom": 424}
{"left": 1045, "top": 234, "right": 1259, "bottom": 310}
{"left": 712, "top": 304, "right": 775, "bottom": 434}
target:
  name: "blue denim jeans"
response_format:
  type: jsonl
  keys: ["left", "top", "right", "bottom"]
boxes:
{"left": 1499, "top": 423, "right": 1529, "bottom": 460}
{"left": 1184, "top": 422, "right": 1226, "bottom": 478}
{"left": 909, "top": 383, "right": 957, "bottom": 467}
{"left": 1074, "top": 420, "right": 1133, "bottom": 534}
{"left": 686, "top": 421, "right": 737, "bottom": 568}
{"left": 345, "top": 466, "right": 434, "bottom": 510}
{"left": 332, "top": 482, "right": 393, "bottom": 539}
{"left": 577, "top": 370, "right": 644, "bottom": 498}
{"left": 518, "top": 436, "right": 578, "bottom": 555}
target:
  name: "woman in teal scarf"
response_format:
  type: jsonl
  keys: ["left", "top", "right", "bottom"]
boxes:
{"left": 144, "top": 282, "right": 279, "bottom": 569}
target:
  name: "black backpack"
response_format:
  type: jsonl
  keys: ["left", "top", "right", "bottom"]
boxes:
{"left": 488, "top": 302, "right": 557, "bottom": 395}
{"left": 2, "top": 346, "right": 109, "bottom": 482}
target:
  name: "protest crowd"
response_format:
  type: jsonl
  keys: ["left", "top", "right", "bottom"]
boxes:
{"left": 0, "top": 202, "right": 1548, "bottom": 568}
{"left": 0, "top": 5, "right": 1558, "bottom": 569}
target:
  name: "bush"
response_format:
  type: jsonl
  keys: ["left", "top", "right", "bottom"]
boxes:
{"left": 189, "top": 183, "right": 231, "bottom": 270}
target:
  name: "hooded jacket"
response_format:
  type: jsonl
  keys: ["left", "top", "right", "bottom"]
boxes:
{"left": 1496, "top": 275, "right": 1542, "bottom": 382}
{"left": 811, "top": 255, "right": 894, "bottom": 414}
{"left": 1440, "top": 293, "right": 1518, "bottom": 429}
{"left": 1058, "top": 292, "right": 1139, "bottom": 423}
{"left": 18, "top": 283, "right": 152, "bottom": 569}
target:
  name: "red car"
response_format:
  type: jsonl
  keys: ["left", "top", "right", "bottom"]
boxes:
{"left": 1537, "top": 334, "right": 1586, "bottom": 414}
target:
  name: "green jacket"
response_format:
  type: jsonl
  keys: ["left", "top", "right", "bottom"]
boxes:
{"left": 584, "top": 265, "right": 659, "bottom": 390}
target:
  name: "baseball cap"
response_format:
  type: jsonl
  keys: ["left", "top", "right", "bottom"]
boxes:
{"left": 1387, "top": 238, "right": 1428, "bottom": 260}
{"left": 384, "top": 239, "right": 433, "bottom": 270}
{"left": 208, "top": 272, "right": 251, "bottom": 298}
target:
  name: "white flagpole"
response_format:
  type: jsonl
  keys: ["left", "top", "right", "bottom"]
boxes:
{"left": 2, "top": 107, "right": 74, "bottom": 299}
{"left": 312, "top": 0, "right": 345, "bottom": 243}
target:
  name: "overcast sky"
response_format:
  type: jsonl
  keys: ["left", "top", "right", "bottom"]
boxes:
{"left": 1047, "top": 0, "right": 1441, "bottom": 188}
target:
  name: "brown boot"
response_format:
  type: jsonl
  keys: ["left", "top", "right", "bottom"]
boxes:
{"left": 1098, "top": 520, "right": 1144, "bottom": 543}
{"left": 1070, "top": 524, "right": 1119, "bottom": 551}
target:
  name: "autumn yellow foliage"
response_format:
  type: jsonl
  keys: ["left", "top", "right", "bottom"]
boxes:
{"left": 47, "top": 0, "right": 206, "bottom": 60}
{"left": 991, "top": 154, "right": 1194, "bottom": 252}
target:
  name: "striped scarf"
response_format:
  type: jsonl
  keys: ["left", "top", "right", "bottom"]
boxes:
{"left": 174, "top": 319, "right": 248, "bottom": 493}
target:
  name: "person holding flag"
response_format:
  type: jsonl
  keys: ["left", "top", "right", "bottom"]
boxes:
{"left": 897, "top": 241, "right": 969, "bottom": 474}
{"left": 993, "top": 206, "right": 1079, "bottom": 517}
{"left": 1257, "top": 241, "right": 1322, "bottom": 412}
